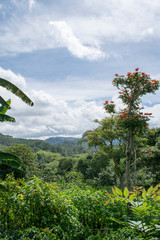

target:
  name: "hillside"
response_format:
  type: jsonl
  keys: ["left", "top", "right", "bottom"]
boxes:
{"left": 44, "top": 136, "right": 80, "bottom": 145}
{"left": 0, "top": 133, "right": 91, "bottom": 156}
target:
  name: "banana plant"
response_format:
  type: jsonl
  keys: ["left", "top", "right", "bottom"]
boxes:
{"left": 0, "top": 77, "right": 34, "bottom": 186}
{"left": 0, "top": 97, "right": 15, "bottom": 122}
{"left": 0, "top": 77, "right": 33, "bottom": 122}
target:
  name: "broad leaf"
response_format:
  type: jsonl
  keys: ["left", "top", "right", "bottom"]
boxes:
{"left": 0, "top": 78, "right": 34, "bottom": 106}
{"left": 115, "top": 186, "right": 122, "bottom": 196}
{"left": 147, "top": 186, "right": 153, "bottom": 195}
{"left": 0, "top": 152, "right": 25, "bottom": 171}
{"left": 142, "top": 188, "right": 147, "bottom": 199}
{"left": 124, "top": 187, "right": 129, "bottom": 198}
{"left": 129, "top": 193, "right": 137, "bottom": 201}
{"left": 0, "top": 97, "right": 11, "bottom": 113}
{"left": 0, "top": 113, "right": 15, "bottom": 122}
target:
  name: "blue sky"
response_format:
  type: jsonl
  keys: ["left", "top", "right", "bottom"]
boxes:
{"left": 1, "top": 0, "right": 160, "bottom": 139}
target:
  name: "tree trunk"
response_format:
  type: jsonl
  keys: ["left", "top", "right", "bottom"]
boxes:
{"left": 133, "top": 146, "right": 137, "bottom": 186}
{"left": 126, "top": 129, "right": 133, "bottom": 191}
{"left": 119, "top": 175, "right": 124, "bottom": 189}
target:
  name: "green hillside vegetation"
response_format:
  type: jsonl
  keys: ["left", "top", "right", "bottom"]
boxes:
{"left": 0, "top": 133, "right": 92, "bottom": 156}
{"left": 1, "top": 70, "right": 160, "bottom": 239}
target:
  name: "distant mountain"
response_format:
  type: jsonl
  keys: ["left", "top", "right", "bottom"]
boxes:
{"left": 44, "top": 137, "right": 80, "bottom": 145}
{"left": 0, "top": 133, "right": 59, "bottom": 153}
{"left": 0, "top": 133, "right": 90, "bottom": 156}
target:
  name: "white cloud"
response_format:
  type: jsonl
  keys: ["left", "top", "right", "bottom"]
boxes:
{"left": 0, "top": 67, "right": 27, "bottom": 89}
{"left": 32, "top": 75, "right": 115, "bottom": 101}
{"left": 1, "top": 88, "right": 106, "bottom": 139}
{"left": 1, "top": 67, "right": 160, "bottom": 139}
{"left": 67, "top": 0, "right": 160, "bottom": 44}
{"left": 29, "top": 0, "right": 36, "bottom": 11}
{"left": 1, "top": 0, "right": 160, "bottom": 57}
{"left": 3, "top": 85, "right": 160, "bottom": 139}
{"left": 0, "top": 67, "right": 106, "bottom": 138}
{"left": 143, "top": 104, "right": 160, "bottom": 128}
{"left": 49, "top": 21, "right": 105, "bottom": 60}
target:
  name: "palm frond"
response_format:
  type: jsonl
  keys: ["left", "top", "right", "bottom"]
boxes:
{"left": 0, "top": 78, "right": 34, "bottom": 106}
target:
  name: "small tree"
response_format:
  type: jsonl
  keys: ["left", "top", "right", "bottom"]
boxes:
{"left": 104, "top": 68, "right": 159, "bottom": 189}
{"left": 82, "top": 116, "right": 126, "bottom": 188}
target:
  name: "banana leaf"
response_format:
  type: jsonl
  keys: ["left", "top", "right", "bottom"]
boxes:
{"left": 0, "top": 113, "right": 15, "bottom": 122}
{"left": 0, "top": 78, "right": 34, "bottom": 106}
{"left": 0, "top": 152, "right": 25, "bottom": 171}
{"left": 0, "top": 97, "right": 11, "bottom": 113}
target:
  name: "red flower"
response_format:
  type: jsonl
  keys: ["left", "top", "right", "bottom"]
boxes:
{"left": 127, "top": 72, "right": 131, "bottom": 76}
{"left": 110, "top": 101, "right": 114, "bottom": 103}
{"left": 123, "top": 108, "right": 127, "bottom": 110}
{"left": 121, "top": 75, "right": 124, "bottom": 77}
{"left": 115, "top": 73, "right": 119, "bottom": 77}
{"left": 135, "top": 67, "right": 139, "bottom": 71}
{"left": 104, "top": 100, "right": 109, "bottom": 105}
{"left": 148, "top": 152, "right": 152, "bottom": 155}
{"left": 152, "top": 132, "right": 156, "bottom": 135}
{"left": 152, "top": 79, "right": 158, "bottom": 83}
{"left": 145, "top": 126, "right": 149, "bottom": 129}
{"left": 88, "top": 137, "right": 91, "bottom": 139}
{"left": 95, "top": 141, "right": 98, "bottom": 143}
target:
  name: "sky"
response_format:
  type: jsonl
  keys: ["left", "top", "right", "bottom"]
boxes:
{"left": 1, "top": 0, "right": 160, "bottom": 139}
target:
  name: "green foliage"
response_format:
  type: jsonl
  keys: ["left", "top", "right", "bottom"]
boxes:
{"left": 0, "top": 176, "right": 160, "bottom": 239}
{"left": 2, "top": 144, "right": 36, "bottom": 179}
{"left": 57, "top": 157, "right": 74, "bottom": 175}
{"left": 0, "top": 176, "right": 81, "bottom": 239}
{"left": 105, "top": 184, "right": 160, "bottom": 239}
{"left": 0, "top": 78, "right": 34, "bottom": 107}
{"left": 0, "top": 77, "right": 34, "bottom": 183}
{"left": 81, "top": 116, "right": 126, "bottom": 188}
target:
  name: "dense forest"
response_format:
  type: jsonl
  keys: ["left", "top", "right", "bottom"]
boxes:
{"left": 0, "top": 69, "right": 160, "bottom": 239}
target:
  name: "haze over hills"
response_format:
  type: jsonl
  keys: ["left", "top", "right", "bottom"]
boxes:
{"left": 0, "top": 133, "right": 90, "bottom": 156}
{"left": 0, "top": 133, "right": 80, "bottom": 146}
{"left": 45, "top": 137, "right": 80, "bottom": 145}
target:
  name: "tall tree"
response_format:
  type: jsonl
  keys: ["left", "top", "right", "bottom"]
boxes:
{"left": 105, "top": 68, "right": 159, "bottom": 189}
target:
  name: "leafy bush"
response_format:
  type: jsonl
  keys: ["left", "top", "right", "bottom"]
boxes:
{"left": 0, "top": 175, "right": 160, "bottom": 239}
{"left": 0, "top": 175, "right": 81, "bottom": 238}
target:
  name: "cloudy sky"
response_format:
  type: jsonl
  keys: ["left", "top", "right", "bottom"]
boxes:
{"left": 1, "top": 0, "right": 160, "bottom": 139}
